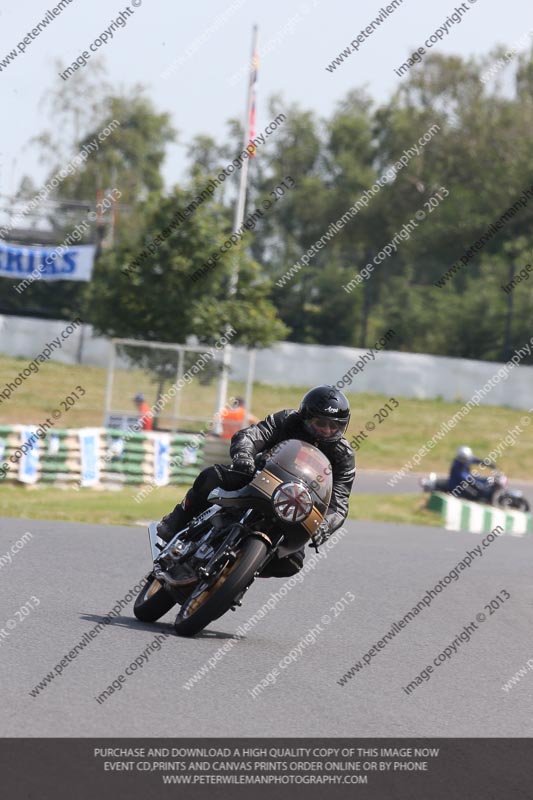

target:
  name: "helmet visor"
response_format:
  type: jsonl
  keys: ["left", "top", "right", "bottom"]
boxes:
{"left": 305, "top": 415, "right": 348, "bottom": 442}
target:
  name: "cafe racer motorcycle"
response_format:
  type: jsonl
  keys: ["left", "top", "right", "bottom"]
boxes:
{"left": 133, "top": 439, "right": 332, "bottom": 636}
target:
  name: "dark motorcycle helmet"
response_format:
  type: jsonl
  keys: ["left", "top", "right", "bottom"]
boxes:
{"left": 299, "top": 385, "right": 350, "bottom": 443}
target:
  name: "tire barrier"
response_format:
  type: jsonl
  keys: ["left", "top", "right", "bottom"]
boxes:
{"left": 0, "top": 425, "right": 206, "bottom": 488}
{"left": 427, "top": 492, "right": 532, "bottom": 536}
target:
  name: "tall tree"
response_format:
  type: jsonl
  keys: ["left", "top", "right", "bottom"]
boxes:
{"left": 87, "top": 182, "right": 287, "bottom": 347}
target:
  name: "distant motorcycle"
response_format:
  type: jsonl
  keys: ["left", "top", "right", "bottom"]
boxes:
{"left": 420, "top": 468, "right": 530, "bottom": 512}
{"left": 133, "top": 439, "right": 332, "bottom": 637}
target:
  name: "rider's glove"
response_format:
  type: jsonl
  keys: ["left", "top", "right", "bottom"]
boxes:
{"left": 310, "top": 519, "right": 331, "bottom": 547}
{"left": 231, "top": 452, "right": 256, "bottom": 475}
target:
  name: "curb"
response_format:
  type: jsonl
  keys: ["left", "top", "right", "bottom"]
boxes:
{"left": 427, "top": 492, "right": 532, "bottom": 535}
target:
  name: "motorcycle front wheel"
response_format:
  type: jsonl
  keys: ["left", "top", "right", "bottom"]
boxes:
{"left": 133, "top": 577, "right": 179, "bottom": 623}
{"left": 498, "top": 494, "right": 531, "bottom": 512}
{"left": 500, "top": 497, "right": 531, "bottom": 514}
{"left": 173, "top": 537, "right": 267, "bottom": 637}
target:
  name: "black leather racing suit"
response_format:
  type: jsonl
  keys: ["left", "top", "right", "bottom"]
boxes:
{"left": 162, "top": 409, "right": 356, "bottom": 576}
{"left": 230, "top": 409, "right": 356, "bottom": 533}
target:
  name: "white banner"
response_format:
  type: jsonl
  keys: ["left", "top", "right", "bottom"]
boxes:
{"left": 18, "top": 426, "right": 40, "bottom": 484}
{"left": 154, "top": 434, "right": 171, "bottom": 487}
{"left": 79, "top": 429, "right": 101, "bottom": 487}
{"left": 0, "top": 240, "right": 96, "bottom": 282}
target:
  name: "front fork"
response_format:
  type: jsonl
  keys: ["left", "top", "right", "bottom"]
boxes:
{"left": 198, "top": 525, "right": 273, "bottom": 581}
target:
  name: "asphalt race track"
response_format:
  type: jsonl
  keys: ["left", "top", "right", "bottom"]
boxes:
{"left": 353, "top": 470, "right": 533, "bottom": 497}
{"left": 0, "top": 516, "right": 531, "bottom": 738}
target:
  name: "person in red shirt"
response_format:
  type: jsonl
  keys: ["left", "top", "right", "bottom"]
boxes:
{"left": 219, "top": 397, "right": 258, "bottom": 440}
{"left": 133, "top": 393, "right": 153, "bottom": 431}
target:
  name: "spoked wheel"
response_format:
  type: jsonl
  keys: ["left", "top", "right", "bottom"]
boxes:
{"left": 133, "top": 577, "right": 180, "bottom": 622}
{"left": 174, "top": 537, "right": 267, "bottom": 637}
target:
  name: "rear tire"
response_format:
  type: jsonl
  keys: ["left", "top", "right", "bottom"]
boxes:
{"left": 134, "top": 577, "right": 178, "bottom": 622}
{"left": 174, "top": 537, "right": 267, "bottom": 637}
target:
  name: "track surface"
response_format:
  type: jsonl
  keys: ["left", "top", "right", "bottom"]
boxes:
{"left": 0, "top": 516, "right": 531, "bottom": 737}
{"left": 353, "top": 469, "right": 533, "bottom": 497}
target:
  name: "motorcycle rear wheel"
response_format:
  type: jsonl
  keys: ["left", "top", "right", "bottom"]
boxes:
{"left": 173, "top": 537, "right": 267, "bottom": 637}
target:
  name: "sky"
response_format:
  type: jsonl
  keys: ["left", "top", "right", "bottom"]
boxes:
{"left": 0, "top": 0, "right": 530, "bottom": 213}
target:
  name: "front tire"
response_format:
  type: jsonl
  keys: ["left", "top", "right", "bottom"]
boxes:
{"left": 174, "top": 537, "right": 267, "bottom": 637}
{"left": 134, "top": 577, "right": 178, "bottom": 622}
{"left": 501, "top": 496, "right": 531, "bottom": 512}
{"left": 497, "top": 493, "right": 530, "bottom": 512}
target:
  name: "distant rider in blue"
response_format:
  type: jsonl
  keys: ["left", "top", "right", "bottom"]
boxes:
{"left": 448, "top": 445, "right": 496, "bottom": 499}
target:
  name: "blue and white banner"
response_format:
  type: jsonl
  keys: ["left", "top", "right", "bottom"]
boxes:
{"left": 18, "top": 426, "right": 40, "bottom": 484}
{"left": 154, "top": 434, "right": 170, "bottom": 487}
{"left": 0, "top": 240, "right": 96, "bottom": 282}
{"left": 79, "top": 429, "right": 100, "bottom": 487}
{"left": 182, "top": 444, "right": 199, "bottom": 466}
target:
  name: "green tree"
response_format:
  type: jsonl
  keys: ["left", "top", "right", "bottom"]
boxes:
{"left": 86, "top": 183, "right": 287, "bottom": 347}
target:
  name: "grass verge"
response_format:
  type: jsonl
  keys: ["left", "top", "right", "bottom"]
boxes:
{"left": 0, "top": 485, "right": 438, "bottom": 529}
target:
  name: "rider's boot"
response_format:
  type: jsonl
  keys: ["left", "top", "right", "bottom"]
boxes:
{"left": 157, "top": 490, "right": 198, "bottom": 543}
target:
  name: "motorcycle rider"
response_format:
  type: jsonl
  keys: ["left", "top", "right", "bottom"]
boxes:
{"left": 157, "top": 385, "right": 356, "bottom": 577}
{"left": 448, "top": 445, "right": 496, "bottom": 500}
